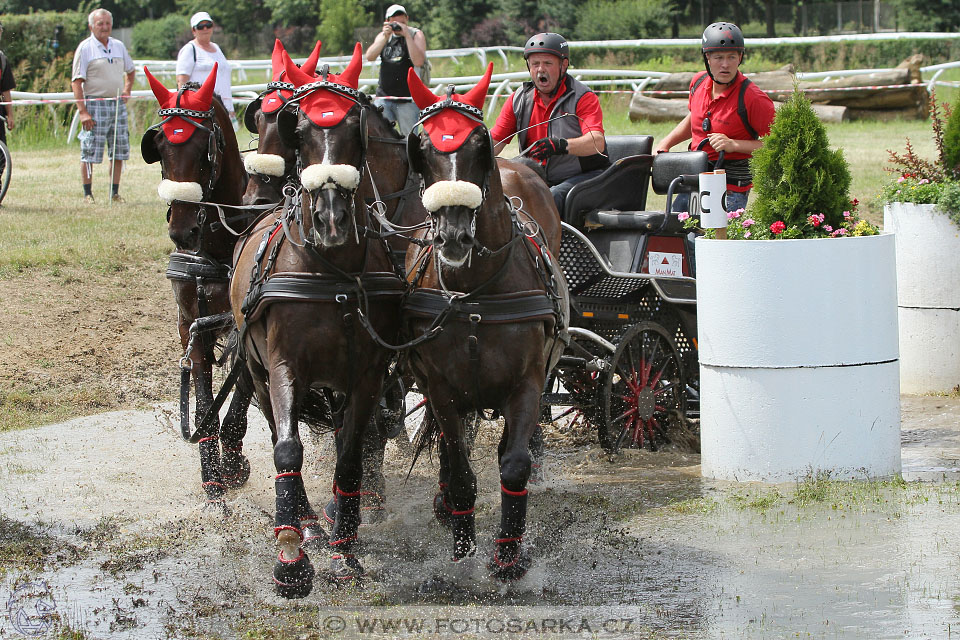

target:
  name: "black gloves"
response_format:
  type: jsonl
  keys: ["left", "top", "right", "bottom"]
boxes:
{"left": 528, "top": 137, "right": 568, "bottom": 160}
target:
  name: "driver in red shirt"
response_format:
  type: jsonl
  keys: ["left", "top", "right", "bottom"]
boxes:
{"left": 490, "top": 32, "right": 608, "bottom": 215}
{"left": 655, "top": 21, "right": 775, "bottom": 213}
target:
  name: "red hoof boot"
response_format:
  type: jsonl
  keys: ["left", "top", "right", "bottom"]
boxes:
{"left": 489, "top": 545, "right": 531, "bottom": 582}
{"left": 328, "top": 553, "right": 364, "bottom": 584}
{"left": 274, "top": 550, "right": 315, "bottom": 598}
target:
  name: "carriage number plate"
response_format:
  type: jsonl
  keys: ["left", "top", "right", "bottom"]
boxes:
{"left": 648, "top": 251, "right": 683, "bottom": 277}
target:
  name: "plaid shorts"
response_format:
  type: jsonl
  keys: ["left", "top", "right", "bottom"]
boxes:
{"left": 80, "top": 98, "right": 130, "bottom": 163}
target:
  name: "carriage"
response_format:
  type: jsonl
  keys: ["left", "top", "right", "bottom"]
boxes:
{"left": 540, "top": 135, "right": 709, "bottom": 454}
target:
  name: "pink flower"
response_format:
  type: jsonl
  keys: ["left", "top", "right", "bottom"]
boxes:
{"left": 919, "top": 178, "right": 930, "bottom": 185}
{"left": 807, "top": 213, "right": 825, "bottom": 227}
{"left": 770, "top": 221, "right": 786, "bottom": 235}
{"left": 897, "top": 176, "right": 906, "bottom": 184}
{"left": 727, "top": 209, "right": 741, "bottom": 220}
{"left": 831, "top": 228, "right": 849, "bottom": 237}
{"left": 843, "top": 210, "right": 851, "bottom": 218}
{"left": 742, "top": 218, "right": 755, "bottom": 228}
{"left": 744, "top": 231, "right": 751, "bottom": 238}
{"left": 677, "top": 211, "right": 690, "bottom": 221}
{"left": 824, "top": 225, "right": 833, "bottom": 232}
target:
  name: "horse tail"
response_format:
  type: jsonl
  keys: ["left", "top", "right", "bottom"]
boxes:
{"left": 405, "top": 404, "right": 441, "bottom": 481}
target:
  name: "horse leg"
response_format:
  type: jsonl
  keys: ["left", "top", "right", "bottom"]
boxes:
{"left": 220, "top": 367, "right": 253, "bottom": 489}
{"left": 327, "top": 374, "right": 381, "bottom": 581}
{"left": 193, "top": 358, "right": 227, "bottom": 512}
{"left": 431, "top": 391, "right": 477, "bottom": 562}
{"left": 489, "top": 379, "right": 542, "bottom": 581}
{"left": 324, "top": 409, "right": 387, "bottom": 527}
{"left": 270, "top": 369, "right": 315, "bottom": 599}
{"left": 432, "top": 409, "right": 455, "bottom": 529}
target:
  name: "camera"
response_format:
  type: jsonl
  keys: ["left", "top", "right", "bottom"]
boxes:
{"left": 390, "top": 22, "right": 402, "bottom": 32}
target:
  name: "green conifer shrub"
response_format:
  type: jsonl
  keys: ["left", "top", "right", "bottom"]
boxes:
{"left": 748, "top": 86, "right": 852, "bottom": 233}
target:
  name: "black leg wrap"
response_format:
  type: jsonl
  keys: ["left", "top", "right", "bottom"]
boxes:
{"left": 433, "top": 491, "right": 454, "bottom": 529}
{"left": 328, "top": 552, "right": 364, "bottom": 583}
{"left": 199, "top": 438, "right": 225, "bottom": 502}
{"left": 220, "top": 443, "right": 251, "bottom": 489}
{"left": 489, "top": 490, "right": 531, "bottom": 581}
{"left": 274, "top": 475, "right": 303, "bottom": 530}
{"left": 324, "top": 495, "right": 338, "bottom": 525}
{"left": 273, "top": 550, "right": 315, "bottom": 599}
{"left": 451, "top": 513, "right": 477, "bottom": 562}
{"left": 329, "top": 491, "right": 361, "bottom": 549}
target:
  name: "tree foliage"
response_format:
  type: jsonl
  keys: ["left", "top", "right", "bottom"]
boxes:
{"left": 316, "top": 0, "right": 370, "bottom": 55}
{"left": 575, "top": 0, "right": 672, "bottom": 41}
{"left": 749, "top": 86, "right": 852, "bottom": 230}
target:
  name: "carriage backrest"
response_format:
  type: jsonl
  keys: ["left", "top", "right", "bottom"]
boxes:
{"left": 651, "top": 150, "right": 709, "bottom": 195}
{"left": 604, "top": 135, "right": 653, "bottom": 164}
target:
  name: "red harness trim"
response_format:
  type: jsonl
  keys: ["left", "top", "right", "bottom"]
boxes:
{"left": 495, "top": 536, "right": 523, "bottom": 544}
{"left": 197, "top": 435, "right": 219, "bottom": 444}
{"left": 501, "top": 484, "right": 528, "bottom": 497}
{"left": 334, "top": 483, "right": 362, "bottom": 498}
{"left": 329, "top": 533, "right": 358, "bottom": 547}
{"left": 276, "top": 471, "right": 301, "bottom": 479}
{"left": 276, "top": 549, "right": 305, "bottom": 564}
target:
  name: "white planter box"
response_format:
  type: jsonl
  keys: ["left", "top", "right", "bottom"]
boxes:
{"left": 884, "top": 202, "right": 960, "bottom": 393}
{"left": 696, "top": 233, "right": 901, "bottom": 482}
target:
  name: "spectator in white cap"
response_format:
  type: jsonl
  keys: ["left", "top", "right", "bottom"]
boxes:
{"left": 176, "top": 11, "right": 236, "bottom": 129}
{"left": 364, "top": 4, "right": 427, "bottom": 135}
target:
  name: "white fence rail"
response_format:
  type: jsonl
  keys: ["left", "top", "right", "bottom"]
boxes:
{"left": 11, "top": 32, "right": 960, "bottom": 141}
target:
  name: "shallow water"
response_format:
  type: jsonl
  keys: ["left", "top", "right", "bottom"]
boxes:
{"left": 1, "top": 396, "right": 960, "bottom": 638}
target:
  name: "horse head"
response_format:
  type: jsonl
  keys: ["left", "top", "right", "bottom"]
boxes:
{"left": 141, "top": 64, "right": 237, "bottom": 253}
{"left": 278, "top": 42, "right": 366, "bottom": 249}
{"left": 407, "top": 64, "right": 496, "bottom": 267}
{"left": 242, "top": 40, "right": 322, "bottom": 205}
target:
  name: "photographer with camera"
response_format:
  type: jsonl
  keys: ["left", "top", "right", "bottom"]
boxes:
{"left": 364, "top": 4, "right": 426, "bottom": 135}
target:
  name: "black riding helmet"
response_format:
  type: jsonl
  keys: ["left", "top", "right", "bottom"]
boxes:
{"left": 523, "top": 32, "right": 569, "bottom": 61}
{"left": 701, "top": 22, "right": 744, "bottom": 84}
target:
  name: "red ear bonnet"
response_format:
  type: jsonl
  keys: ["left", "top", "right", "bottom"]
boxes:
{"left": 284, "top": 42, "right": 362, "bottom": 127}
{"left": 407, "top": 62, "right": 493, "bottom": 152}
{"left": 145, "top": 63, "right": 218, "bottom": 144}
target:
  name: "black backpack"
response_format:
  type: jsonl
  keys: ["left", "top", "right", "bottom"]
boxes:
{"left": 690, "top": 71, "right": 759, "bottom": 140}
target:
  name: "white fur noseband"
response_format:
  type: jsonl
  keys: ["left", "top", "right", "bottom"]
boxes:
{"left": 421, "top": 180, "right": 483, "bottom": 213}
{"left": 244, "top": 152, "right": 286, "bottom": 177}
{"left": 300, "top": 163, "right": 361, "bottom": 192}
{"left": 158, "top": 179, "right": 203, "bottom": 204}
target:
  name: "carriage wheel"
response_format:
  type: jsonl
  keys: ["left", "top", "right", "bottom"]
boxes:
{"left": 0, "top": 141, "right": 11, "bottom": 205}
{"left": 600, "top": 322, "right": 687, "bottom": 453}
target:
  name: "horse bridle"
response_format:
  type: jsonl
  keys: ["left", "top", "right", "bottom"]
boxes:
{"left": 148, "top": 84, "right": 226, "bottom": 235}
{"left": 286, "top": 67, "right": 371, "bottom": 243}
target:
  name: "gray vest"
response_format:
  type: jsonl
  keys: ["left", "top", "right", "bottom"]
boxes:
{"left": 512, "top": 75, "right": 608, "bottom": 184}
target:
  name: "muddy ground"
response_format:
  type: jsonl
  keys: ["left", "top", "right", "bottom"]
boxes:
{"left": 3, "top": 263, "right": 960, "bottom": 639}
{"left": 1, "top": 396, "right": 960, "bottom": 639}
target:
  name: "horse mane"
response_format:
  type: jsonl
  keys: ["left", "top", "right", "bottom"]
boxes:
{"left": 360, "top": 91, "right": 404, "bottom": 141}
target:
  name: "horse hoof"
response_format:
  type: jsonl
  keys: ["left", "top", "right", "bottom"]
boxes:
{"left": 221, "top": 454, "right": 251, "bottom": 489}
{"left": 488, "top": 546, "right": 532, "bottom": 582}
{"left": 433, "top": 493, "right": 453, "bottom": 529}
{"left": 273, "top": 550, "right": 315, "bottom": 599}
{"left": 327, "top": 553, "right": 364, "bottom": 584}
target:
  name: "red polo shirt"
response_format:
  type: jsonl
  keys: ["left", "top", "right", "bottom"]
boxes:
{"left": 689, "top": 70, "right": 775, "bottom": 191}
{"left": 490, "top": 79, "right": 605, "bottom": 154}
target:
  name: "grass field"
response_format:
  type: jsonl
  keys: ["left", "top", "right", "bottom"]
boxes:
{"left": 0, "top": 109, "right": 941, "bottom": 431}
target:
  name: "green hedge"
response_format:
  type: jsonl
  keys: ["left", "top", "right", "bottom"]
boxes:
{"left": 1, "top": 11, "right": 87, "bottom": 91}
{"left": 131, "top": 14, "right": 191, "bottom": 59}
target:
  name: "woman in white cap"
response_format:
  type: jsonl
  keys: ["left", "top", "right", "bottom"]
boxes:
{"left": 176, "top": 11, "right": 236, "bottom": 128}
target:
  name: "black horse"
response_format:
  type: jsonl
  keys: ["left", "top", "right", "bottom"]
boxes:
{"left": 141, "top": 64, "right": 253, "bottom": 510}
{"left": 404, "top": 66, "right": 569, "bottom": 579}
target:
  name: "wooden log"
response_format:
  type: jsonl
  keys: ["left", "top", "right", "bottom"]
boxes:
{"left": 628, "top": 93, "right": 848, "bottom": 123}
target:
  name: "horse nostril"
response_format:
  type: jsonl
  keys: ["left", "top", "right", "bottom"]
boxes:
{"left": 456, "top": 230, "right": 473, "bottom": 247}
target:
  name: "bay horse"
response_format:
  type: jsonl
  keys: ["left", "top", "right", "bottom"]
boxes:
{"left": 141, "top": 64, "right": 254, "bottom": 510}
{"left": 242, "top": 40, "right": 427, "bottom": 525}
{"left": 403, "top": 65, "right": 569, "bottom": 580}
{"left": 242, "top": 39, "right": 321, "bottom": 206}
{"left": 229, "top": 44, "right": 404, "bottom": 597}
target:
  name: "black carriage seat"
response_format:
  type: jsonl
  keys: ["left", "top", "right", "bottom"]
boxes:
{"left": 561, "top": 135, "right": 653, "bottom": 228}
{"left": 576, "top": 151, "right": 710, "bottom": 234}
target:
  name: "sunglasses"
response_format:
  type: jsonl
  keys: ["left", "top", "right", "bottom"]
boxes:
{"left": 195, "top": 22, "right": 213, "bottom": 30}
